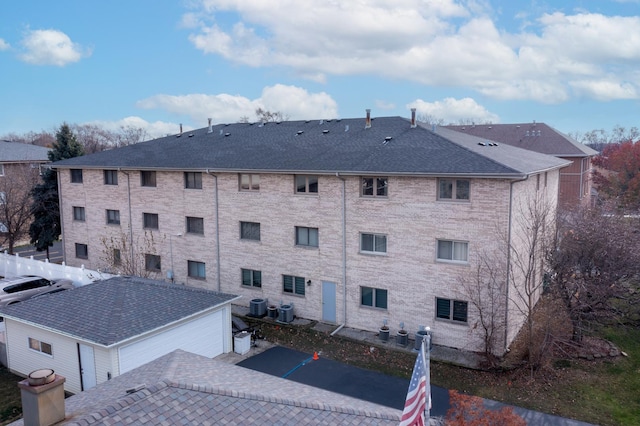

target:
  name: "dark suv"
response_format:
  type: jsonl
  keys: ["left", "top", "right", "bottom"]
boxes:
{"left": 0, "top": 275, "right": 74, "bottom": 308}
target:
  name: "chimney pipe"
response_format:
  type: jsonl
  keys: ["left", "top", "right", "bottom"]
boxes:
{"left": 365, "top": 109, "right": 371, "bottom": 129}
{"left": 19, "top": 371, "right": 66, "bottom": 426}
{"left": 410, "top": 108, "right": 417, "bottom": 128}
{"left": 207, "top": 118, "right": 213, "bottom": 133}
{"left": 179, "top": 123, "right": 183, "bottom": 135}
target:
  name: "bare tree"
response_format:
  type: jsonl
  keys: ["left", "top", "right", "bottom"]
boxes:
{"left": 505, "top": 192, "right": 557, "bottom": 370}
{"left": 99, "top": 230, "right": 164, "bottom": 279}
{"left": 0, "top": 164, "right": 42, "bottom": 253}
{"left": 458, "top": 253, "right": 508, "bottom": 365}
{"left": 549, "top": 206, "right": 640, "bottom": 341}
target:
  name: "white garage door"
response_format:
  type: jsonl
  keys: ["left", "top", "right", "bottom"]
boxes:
{"left": 118, "top": 310, "right": 224, "bottom": 374}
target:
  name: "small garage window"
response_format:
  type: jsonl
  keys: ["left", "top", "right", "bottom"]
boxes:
{"left": 28, "top": 337, "right": 52, "bottom": 356}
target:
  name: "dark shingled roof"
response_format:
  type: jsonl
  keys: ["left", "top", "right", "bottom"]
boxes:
{"left": 52, "top": 116, "right": 566, "bottom": 177}
{"left": 0, "top": 277, "right": 239, "bottom": 346}
{"left": 444, "top": 122, "right": 599, "bottom": 158}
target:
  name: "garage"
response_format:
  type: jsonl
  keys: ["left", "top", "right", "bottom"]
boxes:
{"left": 119, "top": 310, "right": 225, "bottom": 373}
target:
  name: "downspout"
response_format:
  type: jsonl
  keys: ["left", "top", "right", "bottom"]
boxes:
{"left": 504, "top": 175, "right": 528, "bottom": 353}
{"left": 206, "top": 170, "right": 221, "bottom": 292}
{"left": 56, "top": 169, "right": 66, "bottom": 262}
{"left": 120, "top": 170, "right": 134, "bottom": 273}
{"left": 331, "top": 172, "right": 347, "bottom": 336}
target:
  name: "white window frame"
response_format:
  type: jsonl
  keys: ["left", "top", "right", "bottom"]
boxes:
{"left": 436, "top": 239, "right": 469, "bottom": 263}
{"left": 438, "top": 178, "right": 470, "bottom": 201}
{"left": 295, "top": 226, "right": 319, "bottom": 247}
{"left": 360, "top": 233, "right": 387, "bottom": 254}
{"left": 239, "top": 174, "right": 260, "bottom": 192}
{"left": 28, "top": 337, "right": 53, "bottom": 356}
{"left": 360, "top": 286, "right": 388, "bottom": 309}
{"left": 361, "top": 176, "right": 388, "bottom": 198}
{"left": 295, "top": 175, "right": 318, "bottom": 194}
{"left": 187, "top": 260, "right": 206, "bottom": 279}
{"left": 436, "top": 297, "right": 468, "bottom": 323}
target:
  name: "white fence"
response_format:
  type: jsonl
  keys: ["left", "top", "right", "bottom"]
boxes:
{"left": 0, "top": 251, "right": 114, "bottom": 286}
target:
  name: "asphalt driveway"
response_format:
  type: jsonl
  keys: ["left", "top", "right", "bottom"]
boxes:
{"left": 237, "top": 345, "right": 449, "bottom": 417}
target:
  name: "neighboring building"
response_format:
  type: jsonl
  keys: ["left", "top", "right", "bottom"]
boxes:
{"left": 444, "top": 123, "right": 598, "bottom": 208}
{"left": 0, "top": 276, "right": 239, "bottom": 394}
{"left": 51, "top": 111, "right": 569, "bottom": 355}
{"left": 9, "top": 349, "right": 402, "bottom": 425}
{"left": 0, "top": 140, "right": 50, "bottom": 245}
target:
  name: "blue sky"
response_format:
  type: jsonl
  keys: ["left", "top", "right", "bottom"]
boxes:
{"left": 1, "top": 0, "right": 639, "bottom": 139}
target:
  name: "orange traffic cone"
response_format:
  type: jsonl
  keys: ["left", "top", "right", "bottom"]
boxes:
{"left": 313, "top": 351, "right": 319, "bottom": 361}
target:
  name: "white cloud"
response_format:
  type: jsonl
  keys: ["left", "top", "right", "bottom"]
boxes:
{"left": 185, "top": 1, "right": 640, "bottom": 103}
{"left": 87, "top": 117, "right": 180, "bottom": 139}
{"left": 407, "top": 97, "right": 500, "bottom": 124}
{"left": 19, "top": 29, "right": 90, "bottom": 66}
{"left": 136, "top": 84, "right": 338, "bottom": 125}
{"left": 0, "top": 39, "right": 10, "bottom": 50}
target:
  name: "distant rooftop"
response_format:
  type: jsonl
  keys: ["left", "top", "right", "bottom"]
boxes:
{"left": 0, "top": 140, "right": 50, "bottom": 162}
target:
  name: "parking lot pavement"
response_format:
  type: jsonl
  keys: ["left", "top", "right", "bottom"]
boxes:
{"left": 237, "top": 345, "right": 450, "bottom": 417}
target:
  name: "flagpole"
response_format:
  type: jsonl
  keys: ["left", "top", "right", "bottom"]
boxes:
{"left": 424, "top": 332, "right": 431, "bottom": 424}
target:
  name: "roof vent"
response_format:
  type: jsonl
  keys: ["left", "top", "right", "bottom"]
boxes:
{"left": 219, "top": 129, "right": 223, "bottom": 136}
{"left": 188, "top": 133, "right": 194, "bottom": 138}
{"left": 297, "top": 130, "right": 304, "bottom": 135}
{"left": 478, "top": 142, "right": 487, "bottom": 146}
{"left": 345, "top": 125, "right": 349, "bottom": 132}
{"left": 525, "top": 130, "right": 530, "bottom": 137}
{"left": 365, "top": 109, "right": 371, "bottom": 129}
{"left": 537, "top": 130, "right": 541, "bottom": 136}
{"left": 225, "top": 132, "right": 230, "bottom": 137}
{"left": 207, "top": 118, "right": 213, "bottom": 133}
{"left": 323, "top": 129, "right": 329, "bottom": 134}
{"left": 319, "top": 119, "right": 324, "bottom": 125}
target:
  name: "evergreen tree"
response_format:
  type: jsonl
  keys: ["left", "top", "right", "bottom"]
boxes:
{"left": 29, "top": 123, "right": 84, "bottom": 255}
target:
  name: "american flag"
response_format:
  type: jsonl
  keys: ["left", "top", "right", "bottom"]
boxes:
{"left": 399, "top": 337, "right": 430, "bottom": 426}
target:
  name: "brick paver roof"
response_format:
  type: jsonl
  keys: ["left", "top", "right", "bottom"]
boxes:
{"left": 52, "top": 116, "right": 567, "bottom": 178}
{"left": 0, "top": 277, "right": 239, "bottom": 346}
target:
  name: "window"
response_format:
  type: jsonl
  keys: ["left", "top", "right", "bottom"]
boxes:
{"left": 184, "top": 172, "right": 202, "bottom": 189}
{"left": 283, "top": 274, "right": 305, "bottom": 296}
{"left": 106, "top": 209, "right": 120, "bottom": 225}
{"left": 75, "top": 243, "right": 88, "bottom": 259}
{"left": 73, "top": 206, "right": 85, "bottom": 221}
{"left": 188, "top": 261, "right": 206, "bottom": 279}
{"left": 361, "top": 177, "right": 388, "bottom": 197}
{"left": 242, "top": 268, "right": 262, "bottom": 288}
{"left": 0, "top": 192, "right": 6, "bottom": 205}
{"left": 71, "top": 169, "right": 83, "bottom": 183}
{"left": 361, "top": 286, "right": 388, "bottom": 309}
{"left": 438, "top": 178, "right": 470, "bottom": 200}
{"left": 28, "top": 338, "right": 52, "bottom": 355}
{"left": 239, "top": 174, "right": 260, "bottom": 191}
{"left": 186, "top": 216, "right": 204, "bottom": 234}
{"left": 145, "top": 254, "right": 161, "bottom": 272}
{"left": 296, "top": 226, "right": 318, "bottom": 247}
{"left": 436, "top": 298, "right": 468, "bottom": 323}
{"left": 143, "top": 213, "right": 159, "bottom": 229}
{"left": 141, "top": 171, "right": 156, "bottom": 187}
{"left": 0, "top": 164, "right": 4, "bottom": 176}
{"left": 240, "top": 221, "right": 260, "bottom": 241}
{"left": 295, "top": 175, "right": 318, "bottom": 194}
{"left": 436, "top": 240, "right": 468, "bottom": 263}
{"left": 104, "top": 170, "right": 118, "bottom": 185}
{"left": 113, "top": 248, "right": 121, "bottom": 266}
{"left": 360, "top": 233, "right": 387, "bottom": 254}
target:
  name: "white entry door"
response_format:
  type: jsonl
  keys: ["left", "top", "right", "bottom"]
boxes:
{"left": 78, "top": 343, "right": 97, "bottom": 390}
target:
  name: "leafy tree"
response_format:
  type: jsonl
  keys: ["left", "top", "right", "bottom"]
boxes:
{"left": 446, "top": 390, "right": 525, "bottom": 425}
{"left": 29, "top": 124, "right": 84, "bottom": 256}
{"left": 592, "top": 140, "right": 640, "bottom": 212}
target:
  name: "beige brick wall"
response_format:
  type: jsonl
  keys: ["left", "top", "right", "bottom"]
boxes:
{"left": 59, "top": 167, "right": 560, "bottom": 353}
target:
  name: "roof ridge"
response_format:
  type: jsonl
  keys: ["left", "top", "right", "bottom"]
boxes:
{"left": 168, "top": 380, "right": 401, "bottom": 421}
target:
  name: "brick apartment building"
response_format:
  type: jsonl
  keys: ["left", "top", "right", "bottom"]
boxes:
{"left": 52, "top": 112, "right": 568, "bottom": 354}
